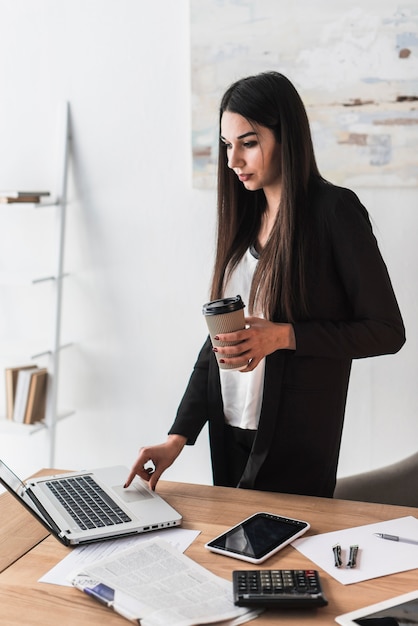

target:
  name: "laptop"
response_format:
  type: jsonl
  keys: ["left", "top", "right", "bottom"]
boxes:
{"left": 0, "top": 460, "right": 182, "bottom": 546}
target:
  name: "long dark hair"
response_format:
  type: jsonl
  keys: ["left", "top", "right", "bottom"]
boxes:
{"left": 210, "top": 71, "right": 323, "bottom": 322}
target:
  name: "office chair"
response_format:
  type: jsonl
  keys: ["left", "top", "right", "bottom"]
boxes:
{"left": 334, "top": 451, "right": 418, "bottom": 507}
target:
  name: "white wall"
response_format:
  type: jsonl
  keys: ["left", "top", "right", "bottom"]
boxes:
{"left": 0, "top": 0, "right": 416, "bottom": 485}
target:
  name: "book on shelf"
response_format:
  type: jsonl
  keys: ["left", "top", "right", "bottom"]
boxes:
{"left": 12, "top": 366, "right": 47, "bottom": 424}
{"left": 24, "top": 368, "right": 48, "bottom": 424}
{"left": 0, "top": 191, "right": 50, "bottom": 204}
{"left": 12, "top": 366, "right": 39, "bottom": 423}
{"left": 5, "top": 364, "right": 37, "bottom": 420}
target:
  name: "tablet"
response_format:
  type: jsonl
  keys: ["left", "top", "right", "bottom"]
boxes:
{"left": 205, "top": 511, "right": 310, "bottom": 564}
{"left": 335, "top": 589, "right": 418, "bottom": 625}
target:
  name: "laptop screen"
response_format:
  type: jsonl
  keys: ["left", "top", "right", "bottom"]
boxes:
{"left": 0, "top": 458, "right": 60, "bottom": 539}
{"left": 0, "top": 459, "right": 26, "bottom": 495}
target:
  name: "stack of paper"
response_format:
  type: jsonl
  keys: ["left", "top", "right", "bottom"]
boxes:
{"left": 69, "top": 536, "right": 261, "bottom": 625}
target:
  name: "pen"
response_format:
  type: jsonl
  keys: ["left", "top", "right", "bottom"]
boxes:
{"left": 373, "top": 533, "right": 418, "bottom": 546}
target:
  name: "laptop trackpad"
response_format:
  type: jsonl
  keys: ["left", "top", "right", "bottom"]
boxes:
{"left": 112, "top": 483, "right": 153, "bottom": 503}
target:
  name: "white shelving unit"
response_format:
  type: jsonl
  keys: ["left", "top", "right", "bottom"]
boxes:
{"left": 0, "top": 102, "right": 73, "bottom": 467}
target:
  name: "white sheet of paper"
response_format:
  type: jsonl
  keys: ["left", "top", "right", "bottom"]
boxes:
{"left": 39, "top": 527, "right": 200, "bottom": 587}
{"left": 293, "top": 515, "right": 418, "bottom": 584}
{"left": 69, "top": 537, "right": 261, "bottom": 626}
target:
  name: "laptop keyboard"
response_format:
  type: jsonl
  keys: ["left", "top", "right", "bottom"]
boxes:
{"left": 46, "top": 475, "right": 132, "bottom": 530}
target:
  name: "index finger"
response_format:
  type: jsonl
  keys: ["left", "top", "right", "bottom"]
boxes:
{"left": 124, "top": 463, "right": 152, "bottom": 488}
{"left": 123, "top": 469, "right": 137, "bottom": 488}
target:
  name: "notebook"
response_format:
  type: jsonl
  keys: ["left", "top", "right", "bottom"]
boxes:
{"left": 0, "top": 460, "right": 182, "bottom": 546}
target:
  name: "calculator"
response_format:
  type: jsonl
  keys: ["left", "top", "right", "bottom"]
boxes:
{"left": 232, "top": 569, "right": 328, "bottom": 608}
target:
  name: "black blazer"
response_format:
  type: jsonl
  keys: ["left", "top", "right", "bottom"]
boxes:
{"left": 169, "top": 182, "right": 405, "bottom": 497}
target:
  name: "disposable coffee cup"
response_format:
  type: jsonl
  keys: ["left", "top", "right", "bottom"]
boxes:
{"left": 202, "top": 295, "right": 247, "bottom": 370}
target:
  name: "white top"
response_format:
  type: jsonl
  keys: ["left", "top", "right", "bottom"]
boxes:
{"left": 220, "top": 247, "right": 266, "bottom": 430}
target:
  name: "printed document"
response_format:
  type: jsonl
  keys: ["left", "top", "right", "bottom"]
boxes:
{"left": 69, "top": 536, "right": 260, "bottom": 625}
{"left": 41, "top": 527, "right": 199, "bottom": 587}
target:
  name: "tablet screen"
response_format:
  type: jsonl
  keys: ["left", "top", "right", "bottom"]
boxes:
{"left": 336, "top": 591, "right": 418, "bottom": 625}
{"left": 207, "top": 512, "right": 308, "bottom": 560}
{"left": 353, "top": 598, "right": 418, "bottom": 624}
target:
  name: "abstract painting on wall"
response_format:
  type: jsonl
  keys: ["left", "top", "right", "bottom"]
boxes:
{"left": 191, "top": 1, "right": 418, "bottom": 188}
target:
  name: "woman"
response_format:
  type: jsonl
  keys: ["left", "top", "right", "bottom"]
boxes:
{"left": 125, "top": 72, "right": 405, "bottom": 497}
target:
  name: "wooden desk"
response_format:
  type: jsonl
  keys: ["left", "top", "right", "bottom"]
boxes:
{"left": 0, "top": 475, "right": 417, "bottom": 625}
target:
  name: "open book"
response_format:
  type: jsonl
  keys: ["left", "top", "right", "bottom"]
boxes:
{"left": 68, "top": 536, "right": 261, "bottom": 626}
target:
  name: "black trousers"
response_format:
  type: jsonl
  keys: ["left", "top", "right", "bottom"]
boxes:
{"left": 223, "top": 424, "right": 257, "bottom": 488}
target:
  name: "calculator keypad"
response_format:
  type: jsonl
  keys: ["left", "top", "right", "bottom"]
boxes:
{"left": 233, "top": 569, "right": 328, "bottom": 608}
